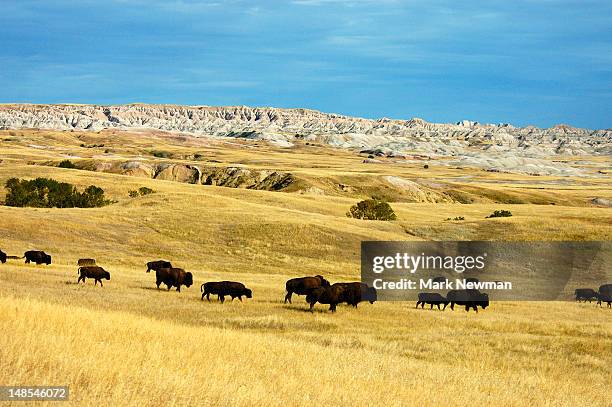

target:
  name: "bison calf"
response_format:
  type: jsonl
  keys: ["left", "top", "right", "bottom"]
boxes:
{"left": 78, "top": 266, "right": 110, "bottom": 286}
{"left": 416, "top": 293, "right": 448, "bottom": 310}
{"left": 201, "top": 281, "right": 252, "bottom": 303}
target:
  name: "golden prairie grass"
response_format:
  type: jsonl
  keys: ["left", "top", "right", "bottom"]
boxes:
{"left": 0, "top": 130, "right": 611, "bottom": 406}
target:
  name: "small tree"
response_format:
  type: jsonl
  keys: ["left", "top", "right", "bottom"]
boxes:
{"left": 347, "top": 199, "right": 397, "bottom": 221}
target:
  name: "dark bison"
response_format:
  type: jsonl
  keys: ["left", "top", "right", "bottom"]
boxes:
{"left": 77, "top": 266, "right": 110, "bottom": 286}
{"left": 306, "top": 283, "right": 348, "bottom": 312}
{"left": 0, "top": 250, "right": 6, "bottom": 264}
{"left": 336, "top": 282, "right": 377, "bottom": 307}
{"left": 446, "top": 289, "right": 489, "bottom": 312}
{"left": 24, "top": 250, "right": 51, "bottom": 265}
{"left": 574, "top": 288, "right": 598, "bottom": 302}
{"left": 284, "top": 275, "right": 330, "bottom": 304}
{"left": 201, "top": 281, "right": 252, "bottom": 303}
{"left": 77, "top": 258, "right": 96, "bottom": 267}
{"left": 155, "top": 267, "right": 193, "bottom": 292}
{"left": 416, "top": 293, "right": 448, "bottom": 310}
{"left": 597, "top": 284, "right": 612, "bottom": 308}
{"left": 147, "top": 260, "right": 172, "bottom": 273}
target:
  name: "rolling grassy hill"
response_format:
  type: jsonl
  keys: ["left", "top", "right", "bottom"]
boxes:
{"left": 0, "top": 130, "right": 610, "bottom": 406}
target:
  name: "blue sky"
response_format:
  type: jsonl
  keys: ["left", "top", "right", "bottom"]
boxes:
{"left": 1, "top": 0, "right": 611, "bottom": 128}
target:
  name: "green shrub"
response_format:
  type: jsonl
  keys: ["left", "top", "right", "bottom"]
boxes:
{"left": 347, "top": 199, "right": 397, "bottom": 221}
{"left": 129, "top": 187, "right": 155, "bottom": 198}
{"left": 486, "top": 210, "right": 512, "bottom": 218}
{"left": 151, "top": 150, "right": 172, "bottom": 158}
{"left": 446, "top": 216, "right": 465, "bottom": 221}
{"left": 138, "top": 187, "right": 154, "bottom": 196}
{"left": 4, "top": 178, "right": 112, "bottom": 208}
{"left": 58, "top": 159, "right": 77, "bottom": 169}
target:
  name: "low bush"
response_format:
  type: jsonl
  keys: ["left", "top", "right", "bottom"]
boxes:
{"left": 486, "top": 210, "right": 512, "bottom": 218}
{"left": 58, "top": 159, "right": 77, "bottom": 169}
{"left": 347, "top": 199, "right": 397, "bottom": 221}
{"left": 129, "top": 187, "right": 155, "bottom": 198}
{"left": 4, "top": 178, "right": 112, "bottom": 208}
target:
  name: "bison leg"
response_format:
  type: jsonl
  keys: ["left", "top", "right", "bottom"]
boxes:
{"left": 309, "top": 302, "right": 315, "bottom": 312}
{"left": 238, "top": 296, "right": 243, "bottom": 302}
{"left": 206, "top": 293, "right": 211, "bottom": 301}
{"left": 329, "top": 303, "right": 337, "bottom": 312}
{"left": 450, "top": 302, "right": 455, "bottom": 311}
{"left": 77, "top": 276, "right": 84, "bottom": 284}
{"left": 284, "top": 291, "right": 292, "bottom": 304}
{"left": 25, "top": 259, "right": 30, "bottom": 264}
{"left": 415, "top": 301, "right": 421, "bottom": 308}
{"left": 219, "top": 295, "right": 225, "bottom": 303}
{"left": 176, "top": 285, "right": 181, "bottom": 292}
{"left": 156, "top": 280, "right": 161, "bottom": 290}
{"left": 430, "top": 303, "right": 434, "bottom": 309}
{"left": 99, "top": 279, "right": 103, "bottom": 287}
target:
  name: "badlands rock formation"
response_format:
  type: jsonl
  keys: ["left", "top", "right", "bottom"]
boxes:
{"left": 1, "top": 104, "right": 610, "bottom": 175}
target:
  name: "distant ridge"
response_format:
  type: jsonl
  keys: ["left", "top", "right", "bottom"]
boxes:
{"left": 0, "top": 104, "right": 610, "bottom": 176}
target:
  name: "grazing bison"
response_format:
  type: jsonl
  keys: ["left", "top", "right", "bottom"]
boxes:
{"left": 284, "top": 275, "right": 330, "bottom": 304}
{"left": 201, "top": 281, "right": 252, "bottom": 303}
{"left": 416, "top": 293, "right": 448, "bottom": 310}
{"left": 336, "top": 282, "right": 377, "bottom": 307}
{"left": 77, "top": 266, "right": 110, "bottom": 286}
{"left": 24, "top": 250, "right": 51, "bottom": 265}
{"left": 445, "top": 289, "right": 489, "bottom": 312}
{"left": 146, "top": 260, "right": 172, "bottom": 273}
{"left": 597, "top": 284, "right": 612, "bottom": 308}
{"left": 0, "top": 250, "right": 6, "bottom": 264}
{"left": 77, "top": 258, "right": 96, "bottom": 267}
{"left": 155, "top": 267, "right": 193, "bottom": 292}
{"left": 574, "top": 288, "right": 598, "bottom": 302}
{"left": 306, "top": 283, "right": 348, "bottom": 312}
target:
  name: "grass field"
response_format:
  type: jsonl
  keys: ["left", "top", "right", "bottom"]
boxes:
{"left": 0, "top": 130, "right": 611, "bottom": 406}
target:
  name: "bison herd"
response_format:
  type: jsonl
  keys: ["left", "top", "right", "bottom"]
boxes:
{"left": 1, "top": 249, "right": 611, "bottom": 312}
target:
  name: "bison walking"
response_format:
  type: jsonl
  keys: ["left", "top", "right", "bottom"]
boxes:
{"left": 147, "top": 260, "right": 172, "bottom": 273}
{"left": 574, "top": 288, "right": 598, "bottom": 303}
{"left": 284, "top": 275, "right": 330, "bottom": 304}
{"left": 155, "top": 267, "right": 193, "bottom": 292}
{"left": 416, "top": 293, "right": 448, "bottom": 310}
{"left": 597, "top": 284, "right": 612, "bottom": 308}
{"left": 77, "top": 266, "right": 110, "bottom": 286}
{"left": 201, "top": 281, "right": 252, "bottom": 303}
{"left": 336, "top": 282, "right": 377, "bottom": 307}
{"left": 446, "top": 289, "right": 489, "bottom": 312}
{"left": 24, "top": 250, "right": 52, "bottom": 265}
{"left": 306, "top": 283, "right": 348, "bottom": 312}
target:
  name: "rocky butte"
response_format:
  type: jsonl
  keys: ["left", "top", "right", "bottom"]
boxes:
{"left": 0, "top": 104, "right": 609, "bottom": 176}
